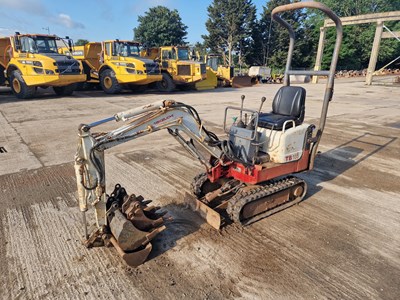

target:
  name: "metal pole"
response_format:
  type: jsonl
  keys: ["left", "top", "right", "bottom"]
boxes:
{"left": 366, "top": 21, "right": 384, "bottom": 85}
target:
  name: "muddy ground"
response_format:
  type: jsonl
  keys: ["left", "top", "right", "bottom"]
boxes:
{"left": 0, "top": 77, "right": 399, "bottom": 299}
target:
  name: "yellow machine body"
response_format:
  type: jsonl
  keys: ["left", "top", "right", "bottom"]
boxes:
{"left": 142, "top": 46, "right": 207, "bottom": 85}
{"left": 0, "top": 34, "right": 85, "bottom": 89}
{"left": 62, "top": 41, "right": 162, "bottom": 87}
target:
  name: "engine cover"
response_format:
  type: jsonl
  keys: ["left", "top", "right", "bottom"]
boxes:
{"left": 258, "top": 123, "right": 310, "bottom": 163}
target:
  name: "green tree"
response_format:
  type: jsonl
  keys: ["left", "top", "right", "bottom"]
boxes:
{"left": 193, "top": 41, "right": 207, "bottom": 60}
{"left": 319, "top": 0, "right": 400, "bottom": 17}
{"left": 133, "top": 6, "right": 188, "bottom": 47}
{"left": 257, "top": 0, "right": 311, "bottom": 70}
{"left": 243, "top": 10, "right": 265, "bottom": 66}
{"left": 75, "top": 39, "right": 89, "bottom": 46}
{"left": 240, "top": 3, "right": 258, "bottom": 66}
{"left": 314, "top": 0, "right": 400, "bottom": 70}
{"left": 203, "top": 0, "right": 257, "bottom": 67}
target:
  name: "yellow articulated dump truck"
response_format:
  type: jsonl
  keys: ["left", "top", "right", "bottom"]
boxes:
{"left": 141, "top": 46, "right": 207, "bottom": 92}
{"left": 0, "top": 33, "right": 86, "bottom": 99}
{"left": 62, "top": 40, "right": 162, "bottom": 94}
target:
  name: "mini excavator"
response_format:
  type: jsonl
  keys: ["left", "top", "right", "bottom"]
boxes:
{"left": 74, "top": 2, "right": 342, "bottom": 266}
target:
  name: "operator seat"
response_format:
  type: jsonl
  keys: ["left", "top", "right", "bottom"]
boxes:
{"left": 258, "top": 86, "right": 306, "bottom": 130}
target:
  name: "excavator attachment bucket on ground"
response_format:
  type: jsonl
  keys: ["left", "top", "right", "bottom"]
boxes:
{"left": 231, "top": 75, "right": 253, "bottom": 88}
{"left": 109, "top": 237, "right": 153, "bottom": 267}
{"left": 98, "top": 184, "right": 167, "bottom": 267}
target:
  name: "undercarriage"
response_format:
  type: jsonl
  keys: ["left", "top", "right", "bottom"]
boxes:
{"left": 188, "top": 173, "right": 307, "bottom": 229}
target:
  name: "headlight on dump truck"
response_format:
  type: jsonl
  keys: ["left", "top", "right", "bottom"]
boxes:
{"left": 112, "top": 62, "right": 135, "bottom": 68}
{"left": 19, "top": 60, "right": 43, "bottom": 67}
{"left": 126, "top": 69, "right": 143, "bottom": 74}
{"left": 33, "top": 68, "right": 55, "bottom": 75}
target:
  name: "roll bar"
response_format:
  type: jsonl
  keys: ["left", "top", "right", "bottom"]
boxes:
{"left": 271, "top": 1, "right": 342, "bottom": 133}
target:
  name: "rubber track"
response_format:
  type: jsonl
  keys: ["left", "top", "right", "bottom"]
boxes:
{"left": 226, "top": 176, "right": 306, "bottom": 224}
{"left": 190, "top": 172, "right": 208, "bottom": 198}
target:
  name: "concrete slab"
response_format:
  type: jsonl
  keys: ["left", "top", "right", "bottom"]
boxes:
{"left": 0, "top": 111, "right": 43, "bottom": 173}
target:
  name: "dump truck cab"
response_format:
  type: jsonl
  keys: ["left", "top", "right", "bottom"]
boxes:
{"left": 0, "top": 33, "right": 86, "bottom": 98}
{"left": 65, "top": 40, "right": 162, "bottom": 94}
{"left": 142, "top": 46, "right": 207, "bottom": 92}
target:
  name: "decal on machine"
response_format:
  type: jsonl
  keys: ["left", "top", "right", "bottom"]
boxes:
{"left": 154, "top": 114, "right": 174, "bottom": 125}
{"left": 285, "top": 152, "right": 300, "bottom": 162}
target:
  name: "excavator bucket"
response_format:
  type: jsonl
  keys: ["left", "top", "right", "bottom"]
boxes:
{"left": 109, "top": 237, "right": 153, "bottom": 267}
{"left": 231, "top": 75, "right": 253, "bottom": 88}
{"left": 102, "top": 184, "right": 167, "bottom": 267}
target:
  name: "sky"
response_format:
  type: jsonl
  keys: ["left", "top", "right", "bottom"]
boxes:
{"left": 0, "top": 0, "right": 268, "bottom": 44}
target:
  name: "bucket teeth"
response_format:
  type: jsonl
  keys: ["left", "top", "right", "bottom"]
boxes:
{"left": 141, "top": 200, "right": 153, "bottom": 206}
{"left": 105, "top": 184, "right": 167, "bottom": 267}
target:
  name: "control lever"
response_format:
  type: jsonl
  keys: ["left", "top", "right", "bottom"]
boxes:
{"left": 253, "top": 96, "right": 267, "bottom": 162}
{"left": 236, "top": 95, "right": 245, "bottom": 128}
{"left": 258, "top": 97, "right": 266, "bottom": 114}
{"left": 246, "top": 96, "right": 266, "bottom": 130}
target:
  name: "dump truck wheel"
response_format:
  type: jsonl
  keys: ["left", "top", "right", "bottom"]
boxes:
{"left": 10, "top": 70, "right": 36, "bottom": 99}
{"left": 53, "top": 83, "right": 77, "bottom": 96}
{"left": 0, "top": 66, "right": 6, "bottom": 86}
{"left": 156, "top": 73, "right": 175, "bottom": 92}
{"left": 100, "top": 69, "right": 122, "bottom": 94}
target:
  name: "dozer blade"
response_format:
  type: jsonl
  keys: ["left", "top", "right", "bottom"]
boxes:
{"left": 195, "top": 68, "right": 217, "bottom": 90}
{"left": 184, "top": 192, "right": 222, "bottom": 230}
{"left": 231, "top": 75, "right": 253, "bottom": 88}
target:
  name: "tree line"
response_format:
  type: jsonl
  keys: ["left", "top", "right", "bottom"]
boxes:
{"left": 133, "top": 0, "right": 400, "bottom": 71}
